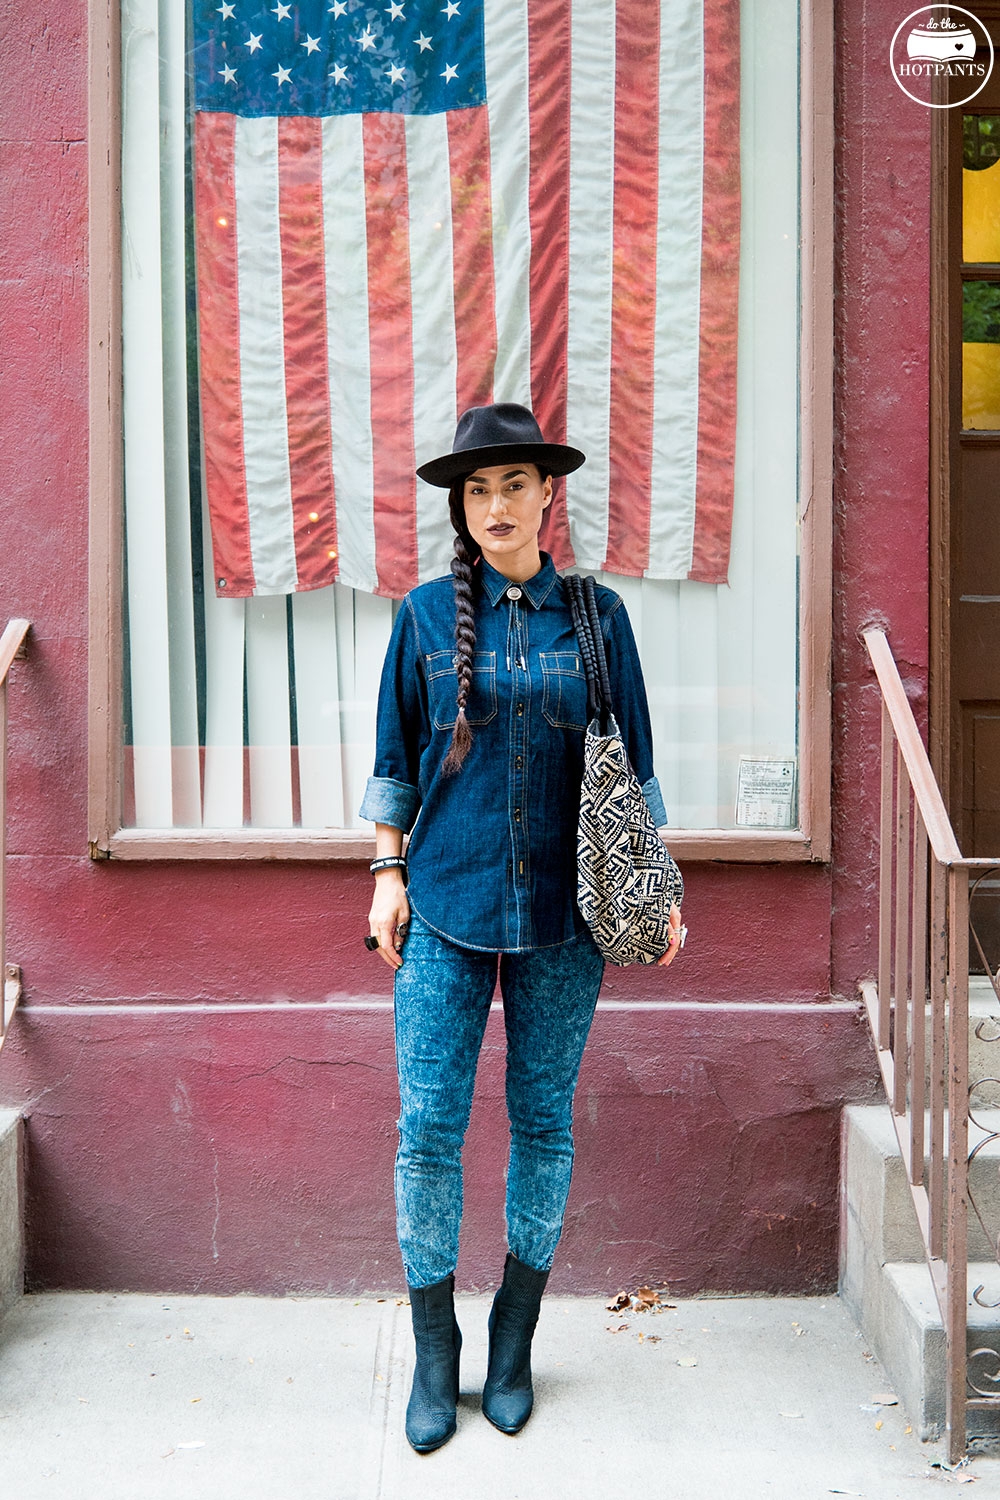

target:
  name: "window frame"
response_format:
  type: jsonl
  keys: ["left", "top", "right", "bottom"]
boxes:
{"left": 88, "top": 0, "right": 833, "bottom": 864}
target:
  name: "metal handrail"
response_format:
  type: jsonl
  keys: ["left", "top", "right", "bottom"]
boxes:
{"left": 861, "top": 626, "right": 981, "bottom": 1463}
{"left": 0, "top": 619, "right": 29, "bottom": 1042}
{"left": 863, "top": 628, "right": 961, "bottom": 867}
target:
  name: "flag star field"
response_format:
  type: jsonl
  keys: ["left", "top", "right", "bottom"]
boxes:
{"left": 194, "top": 0, "right": 486, "bottom": 115}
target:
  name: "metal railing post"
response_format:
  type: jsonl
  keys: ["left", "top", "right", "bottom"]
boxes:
{"left": 0, "top": 618, "right": 30, "bottom": 1041}
{"left": 0, "top": 669, "right": 6, "bottom": 1038}
{"left": 946, "top": 865, "right": 970, "bottom": 1464}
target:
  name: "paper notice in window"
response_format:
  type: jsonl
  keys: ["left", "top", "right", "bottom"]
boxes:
{"left": 736, "top": 757, "right": 797, "bottom": 828}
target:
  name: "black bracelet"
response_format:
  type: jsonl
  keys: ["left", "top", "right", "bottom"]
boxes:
{"left": 370, "top": 856, "right": 408, "bottom": 875}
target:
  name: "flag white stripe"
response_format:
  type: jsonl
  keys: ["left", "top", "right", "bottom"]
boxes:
{"left": 234, "top": 116, "right": 298, "bottom": 595}
{"left": 564, "top": 0, "right": 617, "bottom": 569}
{"left": 321, "top": 114, "right": 378, "bottom": 594}
{"left": 483, "top": 0, "right": 532, "bottom": 407}
{"left": 648, "top": 0, "right": 704, "bottom": 578}
{"left": 405, "top": 113, "right": 460, "bottom": 585}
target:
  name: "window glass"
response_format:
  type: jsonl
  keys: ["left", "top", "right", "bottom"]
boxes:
{"left": 121, "top": 0, "right": 801, "bottom": 834}
{"left": 963, "top": 116, "right": 1000, "bottom": 430}
{"left": 963, "top": 282, "right": 1000, "bottom": 429}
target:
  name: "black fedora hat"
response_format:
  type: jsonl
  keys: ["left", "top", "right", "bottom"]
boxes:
{"left": 416, "top": 403, "right": 586, "bottom": 488}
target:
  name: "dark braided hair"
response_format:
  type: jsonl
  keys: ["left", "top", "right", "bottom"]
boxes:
{"left": 440, "top": 463, "right": 553, "bottom": 774}
{"left": 441, "top": 477, "right": 481, "bottom": 774}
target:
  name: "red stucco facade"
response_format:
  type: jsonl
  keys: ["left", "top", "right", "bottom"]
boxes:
{"left": 0, "top": 0, "right": 930, "bottom": 1294}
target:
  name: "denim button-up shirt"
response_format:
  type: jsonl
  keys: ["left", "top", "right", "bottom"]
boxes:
{"left": 359, "top": 553, "right": 666, "bottom": 952}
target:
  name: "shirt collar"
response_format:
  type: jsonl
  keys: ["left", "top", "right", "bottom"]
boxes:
{"left": 480, "top": 552, "right": 559, "bottom": 610}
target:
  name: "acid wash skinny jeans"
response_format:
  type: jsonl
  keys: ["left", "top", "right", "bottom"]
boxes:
{"left": 393, "top": 911, "right": 605, "bottom": 1289}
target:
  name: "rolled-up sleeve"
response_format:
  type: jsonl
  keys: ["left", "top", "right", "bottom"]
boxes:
{"left": 602, "top": 598, "right": 668, "bottom": 828}
{"left": 358, "top": 598, "right": 426, "bottom": 834}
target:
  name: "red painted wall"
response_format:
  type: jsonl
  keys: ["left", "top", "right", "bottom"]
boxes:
{"left": 0, "top": 0, "right": 930, "bottom": 1293}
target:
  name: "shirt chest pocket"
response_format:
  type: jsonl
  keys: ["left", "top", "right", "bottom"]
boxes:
{"left": 425, "top": 650, "right": 498, "bottom": 731}
{"left": 540, "top": 651, "right": 588, "bottom": 731}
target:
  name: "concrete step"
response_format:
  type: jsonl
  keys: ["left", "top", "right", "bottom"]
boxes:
{"left": 0, "top": 1108, "right": 23, "bottom": 1321}
{"left": 969, "top": 977, "right": 1000, "bottom": 1106}
{"left": 840, "top": 1103, "right": 1000, "bottom": 1265}
{"left": 889, "top": 976, "right": 1000, "bottom": 1105}
{"left": 842, "top": 1260, "right": 1000, "bottom": 1441}
{"left": 840, "top": 1104, "right": 1000, "bottom": 1439}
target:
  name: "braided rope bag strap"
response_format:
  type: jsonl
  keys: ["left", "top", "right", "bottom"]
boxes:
{"left": 566, "top": 574, "right": 684, "bottom": 966}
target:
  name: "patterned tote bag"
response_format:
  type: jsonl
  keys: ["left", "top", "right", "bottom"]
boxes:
{"left": 564, "top": 575, "right": 684, "bottom": 966}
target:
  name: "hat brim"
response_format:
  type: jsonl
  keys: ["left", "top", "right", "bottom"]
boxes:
{"left": 416, "top": 441, "right": 586, "bottom": 488}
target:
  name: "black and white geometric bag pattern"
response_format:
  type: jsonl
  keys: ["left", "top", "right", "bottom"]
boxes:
{"left": 565, "top": 575, "right": 684, "bottom": 967}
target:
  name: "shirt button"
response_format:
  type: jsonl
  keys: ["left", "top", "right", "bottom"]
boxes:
{"left": 515, "top": 756, "right": 523, "bottom": 769}
{"left": 514, "top": 808, "right": 522, "bottom": 821}
{"left": 506, "top": 586, "right": 523, "bottom": 600}
{"left": 516, "top": 703, "right": 524, "bottom": 716}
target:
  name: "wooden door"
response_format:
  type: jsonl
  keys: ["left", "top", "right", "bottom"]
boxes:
{"left": 946, "top": 19, "right": 1000, "bottom": 857}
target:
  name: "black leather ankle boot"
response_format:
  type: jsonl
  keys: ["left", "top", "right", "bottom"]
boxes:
{"left": 405, "top": 1274, "right": 462, "bottom": 1453}
{"left": 482, "top": 1253, "right": 550, "bottom": 1434}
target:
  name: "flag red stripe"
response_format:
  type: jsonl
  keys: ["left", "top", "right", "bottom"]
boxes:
{"left": 362, "top": 113, "right": 418, "bottom": 599}
{"left": 277, "top": 117, "right": 339, "bottom": 592}
{"left": 527, "top": 0, "right": 574, "bottom": 569}
{"left": 603, "top": 0, "right": 661, "bottom": 577}
{"left": 447, "top": 105, "right": 497, "bottom": 414}
{"left": 194, "top": 113, "right": 255, "bottom": 598}
{"left": 690, "top": 0, "right": 741, "bottom": 586}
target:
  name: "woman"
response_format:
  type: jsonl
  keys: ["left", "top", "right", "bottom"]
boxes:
{"left": 359, "top": 403, "right": 682, "bottom": 1453}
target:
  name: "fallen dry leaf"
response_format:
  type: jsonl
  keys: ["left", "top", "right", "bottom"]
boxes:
{"left": 606, "top": 1286, "right": 674, "bottom": 1315}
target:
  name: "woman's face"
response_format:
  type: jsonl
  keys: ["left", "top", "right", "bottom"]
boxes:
{"left": 462, "top": 462, "right": 552, "bottom": 578}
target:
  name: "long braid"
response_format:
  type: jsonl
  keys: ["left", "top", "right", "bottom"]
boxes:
{"left": 441, "top": 478, "right": 480, "bottom": 774}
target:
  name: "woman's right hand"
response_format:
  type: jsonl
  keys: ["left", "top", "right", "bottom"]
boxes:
{"left": 367, "top": 872, "right": 411, "bottom": 970}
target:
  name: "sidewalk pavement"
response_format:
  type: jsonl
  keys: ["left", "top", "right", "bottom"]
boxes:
{"left": 3, "top": 1291, "right": 1000, "bottom": 1500}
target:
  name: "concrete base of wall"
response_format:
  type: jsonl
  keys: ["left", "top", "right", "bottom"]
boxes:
{"left": 0, "top": 1109, "right": 24, "bottom": 1318}
{"left": 0, "top": 998, "right": 877, "bottom": 1296}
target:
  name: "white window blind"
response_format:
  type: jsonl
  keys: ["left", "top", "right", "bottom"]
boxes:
{"left": 120, "top": 0, "right": 798, "bottom": 834}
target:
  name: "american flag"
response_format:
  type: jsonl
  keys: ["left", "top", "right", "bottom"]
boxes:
{"left": 192, "top": 0, "right": 740, "bottom": 599}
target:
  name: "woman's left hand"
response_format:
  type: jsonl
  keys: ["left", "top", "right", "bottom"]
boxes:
{"left": 656, "top": 904, "right": 683, "bottom": 968}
